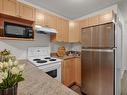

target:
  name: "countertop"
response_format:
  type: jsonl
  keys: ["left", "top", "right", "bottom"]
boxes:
{"left": 18, "top": 60, "right": 79, "bottom": 95}
{"left": 55, "top": 55, "right": 81, "bottom": 60}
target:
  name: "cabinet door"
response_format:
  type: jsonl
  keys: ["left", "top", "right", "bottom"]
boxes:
{"left": 62, "top": 19, "right": 69, "bottom": 42}
{"left": 56, "top": 17, "right": 63, "bottom": 42}
{"left": 89, "top": 15, "right": 99, "bottom": 26}
{"left": 63, "top": 59, "right": 75, "bottom": 86}
{"left": 0, "top": 0, "right": 3, "bottom": 13}
{"left": 35, "top": 10, "right": 45, "bottom": 26}
{"left": 44, "top": 13, "right": 57, "bottom": 29}
{"left": 19, "top": 3, "right": 35, "bottom": 21}
{"left": 75, "top": 58, "right": 81, "bottom": 86}
{"left": 69, "top": 21, "right": 80, "bottom": 42}
{"left": 3, "top": 0, "right": 18, "bottom": 17}
{"left": 99, "top": 11, "right": 114, "bottom": 24}
{"left": 79, "top": 19, "right": 89, "bottom": 29}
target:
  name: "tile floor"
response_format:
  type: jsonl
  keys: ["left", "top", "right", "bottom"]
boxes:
{"left": 70, "top": 85, "right": 83, "bottom": 95}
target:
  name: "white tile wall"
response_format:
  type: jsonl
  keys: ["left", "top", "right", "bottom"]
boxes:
{"left": 0, "top": 33, "right": 50, "bottom": 59}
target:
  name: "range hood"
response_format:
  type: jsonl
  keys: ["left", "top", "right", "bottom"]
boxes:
{"left": 35, "top": 25, "right": 58, "bottom": 34}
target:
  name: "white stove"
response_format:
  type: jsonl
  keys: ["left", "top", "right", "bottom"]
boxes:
{"left": 27, "top": 47, "right": 62, "bottom": 81}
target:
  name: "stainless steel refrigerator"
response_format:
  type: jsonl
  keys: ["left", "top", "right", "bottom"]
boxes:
{"left": 81, "top": 22, "right": 119, "bottom": 95}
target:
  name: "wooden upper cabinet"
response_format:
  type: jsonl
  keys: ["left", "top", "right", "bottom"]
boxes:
{"left": 51, "top": 17, "right": 69, "bottom": 42}
{"left": 78, "top": 11, "right": 114, "bottom": 28}
{"left": 79, "top": 19, "right": 89, "bottom": 29}
{"left": 19, "top": 3, "right": 35, "bottom": 21}
{"left": 3, "top": 0, "right": 18, "bottom": 17}
{"left": 62, "top": 19, "right": 69, "bottom": 42}
{"left": 99, "top": 11, "right": 114, "bottom": 24}
{"left": 69, "top": 21, "right": 80, "bottom": 42}
{"left": 35, "top": 10, "right": 45, "bottom": 26}
{"left": 89, "top": 15, "right": 99, "bottom": 26}
{"left": 1, "top": 0, "right": 35, "bottom": 21}
{"left": 0, "top": 0, "right": 3, "bottom": 13}
{"left": 44, "top": 13, "right": 57, "bottom": 29}
{"left": 55, "top": 17, "right": 63, "bottom": 42}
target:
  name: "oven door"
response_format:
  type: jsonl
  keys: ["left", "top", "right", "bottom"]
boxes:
{"left": 38, "top": 63, "right": 61, "bottom": 82}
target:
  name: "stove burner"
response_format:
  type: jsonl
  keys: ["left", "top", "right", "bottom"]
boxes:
{"left": 37, "top": 60, "right": 47, "bottom": 63}
{"left": 44, "top": 57, "right": 51, "bottom": 59}
{"left": 33, "top": 59, "right": 41, "bottom": 61}
{"left": 49, "top": 59, "right": 56, "bottom": 61}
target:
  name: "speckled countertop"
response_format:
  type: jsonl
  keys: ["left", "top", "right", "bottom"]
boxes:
{"left": 55, "top": 55, "right": 81, "bottom": 60}
{"left": 17, "top": 60, "right": 79, "bottom": 95}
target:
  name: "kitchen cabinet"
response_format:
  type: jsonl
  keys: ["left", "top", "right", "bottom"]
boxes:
{"left": 63, "top": 58, "right": 75, "bottom": 86}
{"left": 78, "top": 11, "right": 114, "bottom": 29}
{"left": 44, "top": 13, "right": 57, "bottom": 29}
{"left": 75, "top": 58, "right": 81, "bottom": 86}
{"left": 54, "top": 17, "right": 63, "bottom": 42}
{"left": 35, "top": 10, "right": 45, "bottom": 26}
{"left": 79, "top": 19, "right": 89, "bottom": 29}
{"left": 19, "top": 3, "right": 35, "bottom": 21}
{"left": 69, "top": 21, "right": 80, "bottom": 42}
{"left": 62, "top": 57, "right": 81, "bottom": 87}
{"left": 3, "top": 0, "right": 18, "bottom": 17}
{"left": 35, "top": 10, "right": 57, "bottom": 28}
{"left": 2, "top": 0, "right": 35, "bottom": 21}
{"left": 89, "top": 15, "right": 99, "bottom": 26}
{"left": 0, "top": 0, "right": 3, "bottom": 13}
{"left": 99, "top": 11, "right": 114, "bottom": 24}
{"left": 62, "top": 19, "right": 69, "bottom": 42}
{"left": 51, "top": 17, "right": 69, "bottom": 42}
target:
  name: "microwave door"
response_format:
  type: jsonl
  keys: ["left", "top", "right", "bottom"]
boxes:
{"left": 4, "top": 22, "right": 33, "bottom": 39}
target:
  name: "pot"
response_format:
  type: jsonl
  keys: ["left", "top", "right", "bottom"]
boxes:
{"left": 0, "top": 84, "right": 18, "bottom": 95}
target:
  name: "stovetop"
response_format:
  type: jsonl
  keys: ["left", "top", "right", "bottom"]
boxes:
{"left": 28, "top": 47, "right": 62, "bottom": 67}
{"left": 28, "top": 57, "right": 62, "bottom": 67}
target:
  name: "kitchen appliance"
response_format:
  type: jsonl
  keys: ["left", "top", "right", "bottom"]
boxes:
{"left": 4, "top": 22, "right": 34, "bottom": 39}
{"left": 35, "top": 25, "right": 58, "bottom": 34}
{"left": 27, "top": 47, "right": 62, "bottom": 81}
{"left": 81, "top": 22, "right": 122, "bottom": 95}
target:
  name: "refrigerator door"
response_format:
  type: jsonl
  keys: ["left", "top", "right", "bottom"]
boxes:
{"left": 81, "top": 27, "right": 92, "bottom": 47}
{"left": 98, "top": 23, "right": 115, "bottom": 48}
{"left": 81, "top": 23, "right": 115, "bottom": 48}
{"left": 81, "top": 49, "right": 115, "bottom": 95}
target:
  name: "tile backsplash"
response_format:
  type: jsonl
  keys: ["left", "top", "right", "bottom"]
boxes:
{"left": 50, "top": 42, "right": 81, "bottom": 53}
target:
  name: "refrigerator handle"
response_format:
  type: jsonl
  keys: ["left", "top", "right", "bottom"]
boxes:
{"left": 81, "top": 48, "right": 115, "bottom": 52}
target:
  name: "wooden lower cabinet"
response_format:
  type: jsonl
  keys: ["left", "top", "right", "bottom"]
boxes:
{"left": 62, "top": 58, "right": 75, "bottom": 87}
{"left": 62, "top": 57, "right": 81, "bottom": 87}
{"left": 75, "top": 58, "right": 81, "bottom": 86}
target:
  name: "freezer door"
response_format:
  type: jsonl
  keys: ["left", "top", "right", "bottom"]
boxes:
{"left": 81, "top": 49, "right": 115, "bottom": 95}
{"left": 81, "top": 27, "right": 92, "bottom": 47}
{"left": 81, "top": 23, "right": 115, "bottom": 48}
{"left": 98, "top": 23, "right": 115, "bottom": 48}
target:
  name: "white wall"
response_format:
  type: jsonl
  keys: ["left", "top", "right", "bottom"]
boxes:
{"left": 123, "top": 23, "right": 127, "bottom": 70}
{"left": 0, "top": 33, "right": 50, "bottom": 59}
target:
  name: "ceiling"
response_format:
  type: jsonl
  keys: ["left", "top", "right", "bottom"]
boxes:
{"left": 24, "top": 0, "right": 119, "bottom": 20}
